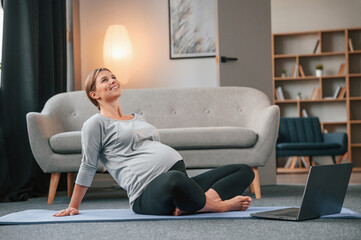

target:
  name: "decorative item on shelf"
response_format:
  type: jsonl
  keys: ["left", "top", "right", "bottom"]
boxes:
{"left": 103, "top": 25, "right": 133, "bottom": 85}
{"left": 276, "top": 86, "right": 285, "bottom": 100}
{"left": 302, "top": 109, "right": 309, "bottom": 117}
{"left": 348, "top": 38, "right": 354, "bottom": 52}
{"left": 313, "top": 39, "right": 320, "bottom": 54}
{"left": 297, "top": 92, "right": 302, "bottom": 100}
{"left": 281, "top": 70, "right": 287, "bottom": 78}
{"left": 315, "top": 64, "right": 323, "bottom": 77}
{"left": 338, "top": 63, "right": 345, "bottom": 76}
{"left": 311, "top": 87, "right": 320, "bottom": 100}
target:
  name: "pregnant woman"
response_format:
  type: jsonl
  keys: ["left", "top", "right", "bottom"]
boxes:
{"left": 54, "top": 68, "right": 254, "bottom": 217}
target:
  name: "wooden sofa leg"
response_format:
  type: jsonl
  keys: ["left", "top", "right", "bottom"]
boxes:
{"left": 48, "top": 173, "right": 61, "bottom": 204}
{"left": 67, "top": 173, "right": 75, "bottom": 197}
{"left": 250, "top": 167, "right": 261, "bottom": 199}
{"left": 249, "top": 182, "right": 255, "bottom": 193}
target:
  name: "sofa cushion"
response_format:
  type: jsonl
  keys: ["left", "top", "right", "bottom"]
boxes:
{"left": 277, "top": 142, "right": 341, "bottom": 151}
{"left": 158, "top": 127, "right": 257, "bottom": 150}
{"left": 49, "top": 127, "right": 258, "bottom": 154}
{"left": 49, "top": 131, "right": 81, "bottom": 154}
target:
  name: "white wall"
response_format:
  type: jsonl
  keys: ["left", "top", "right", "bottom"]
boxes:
{"left": 271, "top": 0, "right": 361, "bottom": 33}
{"left": 79, "top": 0, "right": 217, "bottom": 89}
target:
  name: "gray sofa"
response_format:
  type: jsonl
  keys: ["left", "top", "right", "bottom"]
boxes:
{"left": 26, "top": 87, "right": 279, "bottom": 204}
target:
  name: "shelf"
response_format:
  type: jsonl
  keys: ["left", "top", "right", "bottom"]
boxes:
{"left": 274, "top": 55, "right": 297, "bottom": 59}
{"left": 320, "top": 75, "right": 346, "bottom": 79}
{"left": 301, "top": 52, "right": 345, "bottom": 57}
{"left": 274, "top": 76, "right": 318, "bottom": 81}
{"left": 273, "top": 27, "right": 361, "bottom": 167}
{"left": 350, "top": 97, "right": 361, "bottom": 100}
{"left": 349, "top": 73, "right": 361, "bottom": 77}
{"left": 274, "top": 52, "right": 345, "bottom": 59}
{"left": 273, "top": 29, "right": 346, "bottom": 37}
{"left": 274, "top": 75, "right": 345, "bottom": 81}
{"left": 301, "top": 98, "right": 346, "bottom": 103}
{"left": 275, "top": 100, "right": 298, "bottom": 103}
{"left": 322, "top": 121, "right": 346, "bottom": 125}
{"left": 349, "top": 50, "right": 361, "bottom": 55}
{"left": 275, "top": 98, "right": 346, "bottom": 103}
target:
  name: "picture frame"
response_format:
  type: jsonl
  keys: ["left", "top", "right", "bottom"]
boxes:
{"left": 168, "top": 0, "right": 216, "bottom": 59}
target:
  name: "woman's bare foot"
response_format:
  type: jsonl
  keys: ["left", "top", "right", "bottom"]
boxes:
{"left": 173, "top": 207, "right": 186, "bottom": 216}
{"left": 173, "top": 192, "right": 252, "bottom": 216}
{"left": 223, "top": 196, "right": 252, "bottom": 211}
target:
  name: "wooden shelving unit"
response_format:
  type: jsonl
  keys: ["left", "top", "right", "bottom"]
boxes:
{"left": 272, "top": 27, "right": 361, "bottom": 171}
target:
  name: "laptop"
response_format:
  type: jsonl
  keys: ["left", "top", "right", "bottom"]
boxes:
{"left": 251, "top": 163, "right": 353, "bottom": 221}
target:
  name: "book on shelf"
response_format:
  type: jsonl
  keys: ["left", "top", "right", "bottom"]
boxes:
{"left": 338, "top": 63, "right": 345, "bottom": 76}
{"left": 311, "top": 87, "right": 320, "bottom": 100}
{"left": 348, "top": 38, "right": 354, "bottom": 52}
{"left": 291, "top": 64, "right": 300, "bottom": 78}
{"left": 313, "top": 39, "right": 320, "bottom": 54}
{"left": 299, "top": 65, "right": 305, "bottom": 77}
{"left": 276, "top": 86, "right": 285, "bottom": 100}
{"left": 333, "top": 86, "right": 342, "bottom": 99}
{"left": 302, "top": 109, "right": 309, "bottom": 117}
{"left": 275, "top": 89, "right": 281, "bottom": 100}
{"left": 291, "top": 64, "right": 299, "bottom": 78}
{"left": 337, "top": 87, "right": 346, "bottom": 99}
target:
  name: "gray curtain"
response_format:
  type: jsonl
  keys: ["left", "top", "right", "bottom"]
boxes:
{"left": 0, "top": 0, "right": 67, "bottom": 201}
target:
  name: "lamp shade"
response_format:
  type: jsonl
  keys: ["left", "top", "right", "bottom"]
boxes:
{"left": 103, "top": 25, "right": 133, "bottom": 84}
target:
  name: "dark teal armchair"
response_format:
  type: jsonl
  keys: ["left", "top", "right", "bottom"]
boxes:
{"left": 276, "top": 117, "right": 348, "bottom": 166}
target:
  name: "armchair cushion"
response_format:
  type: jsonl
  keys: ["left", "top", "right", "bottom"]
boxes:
{"left": 49, "top": 131, "right": 81, "bottom": 154}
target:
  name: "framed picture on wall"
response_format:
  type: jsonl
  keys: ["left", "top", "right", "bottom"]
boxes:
{"left": 168, "top": 0, "right": 216, "bottom": 59}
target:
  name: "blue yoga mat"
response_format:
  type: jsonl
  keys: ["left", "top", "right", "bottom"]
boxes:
{"left": 0, "top": 207, "right": 360, "bottom": 225}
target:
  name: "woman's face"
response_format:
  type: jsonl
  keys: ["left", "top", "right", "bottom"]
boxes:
{"left": 90, "top": 70, "right": 122, "bottom": 104}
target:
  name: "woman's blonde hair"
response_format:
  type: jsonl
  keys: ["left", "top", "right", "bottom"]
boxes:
{"left": 84, "top": 68, "right": 111, "bottom": 110}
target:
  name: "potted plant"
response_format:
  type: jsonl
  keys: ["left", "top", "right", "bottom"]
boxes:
{"left": 315, "top": 64, "right": 323, "bottom": 77}
{"left": 281, "top": 70, "right": 287, "bottom": 78}
{"left": 297, "top": 92, "right": 302, "bottom": 100}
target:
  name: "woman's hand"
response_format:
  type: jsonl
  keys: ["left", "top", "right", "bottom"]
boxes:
{"left": 53, "top": 207, "right": 79, "bottom": 217}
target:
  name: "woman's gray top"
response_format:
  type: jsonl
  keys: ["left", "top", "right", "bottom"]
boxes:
{"left": 75, "top": 113, "right": 183, "bottom": 206}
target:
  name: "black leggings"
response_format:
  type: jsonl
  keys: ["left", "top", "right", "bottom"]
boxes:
{"left": 132, "top": 160, "right": 255, "bottom": 215}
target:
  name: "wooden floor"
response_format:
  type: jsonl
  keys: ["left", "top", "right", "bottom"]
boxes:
{"left": 277, "top": 172, "right": 361, "bottom": 185}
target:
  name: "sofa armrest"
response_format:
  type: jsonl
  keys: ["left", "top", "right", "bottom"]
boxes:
{"left": 323, "top": 132, "right": 348, "bottom": 153}
{"left": 245, "top": 105, "right": 280, "bottom": 166}
{"left": 26, "top": 112, "right": 65, "bottom": 172}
